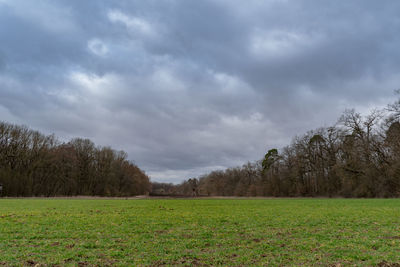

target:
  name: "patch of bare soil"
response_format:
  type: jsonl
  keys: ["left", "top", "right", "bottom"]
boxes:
{"left": 377, "top": 261, "right": 400, "bottom": 267}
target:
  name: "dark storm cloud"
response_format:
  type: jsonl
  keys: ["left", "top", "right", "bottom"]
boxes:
{"left": 1, "top": 0, "right": 400, "bottom": 182}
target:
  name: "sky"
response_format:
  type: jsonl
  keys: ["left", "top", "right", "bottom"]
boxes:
{"left": 1, "top": 0, "right": 399, "bottom": 183}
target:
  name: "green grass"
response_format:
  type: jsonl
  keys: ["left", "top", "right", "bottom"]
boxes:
{"left": 1, "top": 198, "right": 400, "bottom": 266}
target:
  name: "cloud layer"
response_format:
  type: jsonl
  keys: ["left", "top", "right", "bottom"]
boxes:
{"left": 1, "top": 0, "right": 399, "bottom": 182}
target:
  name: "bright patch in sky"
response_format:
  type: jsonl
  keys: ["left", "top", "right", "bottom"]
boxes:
{"left": 88, "top": 39, "right": 109, "bottom": 56}
{"left": 108, "top": 10, "right": 154, "bottom": 36}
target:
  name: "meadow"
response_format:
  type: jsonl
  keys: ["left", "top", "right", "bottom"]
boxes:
{"left": 1, "top": 198, "right": 400, "bottom": 266}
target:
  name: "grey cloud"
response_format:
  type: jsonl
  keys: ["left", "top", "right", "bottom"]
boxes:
{"left": 1, "top": 0, "right": 400, "bottom": 182}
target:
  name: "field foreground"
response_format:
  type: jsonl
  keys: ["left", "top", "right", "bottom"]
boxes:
{"left": 1, "top": 199, "right": 400, "bottom": 266}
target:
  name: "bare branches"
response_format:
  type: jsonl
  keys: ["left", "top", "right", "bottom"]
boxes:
{"left": 177, "top": 91, "right": 400, "bottom": 198}
{"left": 0, "top": 121, "right": 150, "bottom": 197}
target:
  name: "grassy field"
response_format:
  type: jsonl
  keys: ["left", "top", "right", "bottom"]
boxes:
{"left": 1, "top": 198, "right": 400, "bottom": 266}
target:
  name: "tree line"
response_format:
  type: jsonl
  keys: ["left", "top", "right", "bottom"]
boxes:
{"left": 166, "top": 92, "right": 400, "bottom": 198}
{"left": 0, "top": 122, "right": 150, "bottom": 196}
{"left": 2, "top": 92, "right": 400, "bottom": 198}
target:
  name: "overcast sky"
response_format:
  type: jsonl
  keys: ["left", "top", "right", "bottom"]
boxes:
{"left": 1, "top": 0, "right": 399, "bottom": 183}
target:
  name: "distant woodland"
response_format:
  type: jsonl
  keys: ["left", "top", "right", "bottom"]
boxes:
{"left": 0, "top": 122, "right": 150, "bottom": 196}
{"left": 158, "top": 92, "right": 400, "bottom": 198}
{"left": 2, "top": 92, "right": 400, "bottom": 198}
